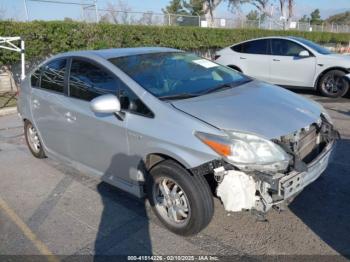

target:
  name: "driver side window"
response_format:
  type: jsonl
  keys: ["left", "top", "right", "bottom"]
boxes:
{"left": 271, "top": 39, "right": 307, "bottom": 57}
{"left": 68, "top": 58, "right": 153, "bottom": 117}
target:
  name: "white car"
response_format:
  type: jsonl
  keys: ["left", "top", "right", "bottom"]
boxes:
{"left": 215, "top": 36, "right": 350, "bottom": 97}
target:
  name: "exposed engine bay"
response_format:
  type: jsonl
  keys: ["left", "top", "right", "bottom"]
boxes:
{"left": 191, "top": 115, "right": 340, "bottom": 214}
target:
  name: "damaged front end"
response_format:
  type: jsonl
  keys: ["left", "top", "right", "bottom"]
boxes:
{"left": 192, "top": 115, "right": 339, "bottom": 215}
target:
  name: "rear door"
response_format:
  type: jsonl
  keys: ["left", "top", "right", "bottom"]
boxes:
{"left": 231, "top": 39, "right": 270, "bottom": 82}
{"left": 269, "top": 39, "right": 316, "bottom": 87}
{"left": 30, "top": 58, "right": 70, "bottom": 157}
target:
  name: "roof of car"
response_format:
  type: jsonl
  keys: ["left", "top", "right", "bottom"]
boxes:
{"left": 237, "top": 36, "right": 304, "bottom": 43}
{"left": 55, "top": 47, "right": 181, "bottom": 60}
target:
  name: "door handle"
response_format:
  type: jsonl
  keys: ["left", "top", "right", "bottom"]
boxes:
{"left": 65, "top": 112, "right": 76, "bottom": 122}
{"left": 273, "top": 59, "right": 280, "bottom": 62}
{"left": 32, "top": 99, "right": 40, "bottom": 108}
{"left": 240, "top": 57, "right": 247, "bottom": 60}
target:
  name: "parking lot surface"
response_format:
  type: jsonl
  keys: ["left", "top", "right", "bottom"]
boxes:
{"left": 0, "top": 92, "right": 349, "bottom": 260}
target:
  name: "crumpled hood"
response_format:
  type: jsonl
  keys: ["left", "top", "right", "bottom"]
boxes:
{"left": 171, "top": 81, "right": 323, "bottom": 139}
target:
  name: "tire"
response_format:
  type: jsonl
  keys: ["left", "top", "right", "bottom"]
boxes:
{"left": 24, "top": 120, "right": 46, "bottom": 159}
{"left": 318, "top": 70, "right": 349, "bottom": 98}
{"left": 146, "top": 159, "right": 214, "bottom": 236}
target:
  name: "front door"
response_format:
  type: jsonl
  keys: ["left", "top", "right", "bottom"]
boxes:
{"left": 63, "top": 58, "right": 133, "bottom": 185}
{"left": 269, "top": 39, "right": 316, "bottom": 87}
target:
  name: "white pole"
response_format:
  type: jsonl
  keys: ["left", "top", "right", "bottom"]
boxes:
{"left": 94, "top": 0, "right": 99, "bottom": 23}
{"left": 23, "top": 0, "right": 29, "bottom": 21}
{"left": 21, "top": 39, "right": 25, "bottom": 81}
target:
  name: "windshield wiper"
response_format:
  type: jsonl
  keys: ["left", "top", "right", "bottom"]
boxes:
{"left": 200, "top": 79, "right": 251, "bottom": 95}
{"left": 159, "top": 93, "right": 199, "bottom": 101}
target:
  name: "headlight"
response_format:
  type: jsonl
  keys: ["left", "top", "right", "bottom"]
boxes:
{"left": 195, "top": 131, "right": 291, "bottom": 172}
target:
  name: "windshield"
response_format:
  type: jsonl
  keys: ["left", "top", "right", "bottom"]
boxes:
{"left": 109, "top": 52, "right": 250, "bottom": 100}
{"left": 291, "top": 37, "right": 333, "bottom": 55}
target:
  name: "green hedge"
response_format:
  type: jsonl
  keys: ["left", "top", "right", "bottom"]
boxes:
{"left": 1, "top": 20, "right": 349, "bottom": 65}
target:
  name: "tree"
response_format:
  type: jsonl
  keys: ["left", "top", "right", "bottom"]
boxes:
{"left": 228, "top": 0, "right": 271, "bottom": 17}
{"left": 326, "top": 11, "right": 350, "bottom": 25}
{"left": 310, "top": 8, "right": 322, "bottom": 24}
{"left": 183, "top": 0, "right": 206, "bottom": 15}
{"left": 162, "top": 0, "right": 188, "bottom": 14}
{"left": 64, "top": 17, "right": 74, "bottom": 22}
{"left": 105, "top": 0, "right": 132, "bottom": 24}
{"left": 299, "top": 14, "right": 310, "bottom": 23}
{"left": 287, "top": 0, "right": 294, "bottom": 19}
{"left": 246, "top": 10, "right": 259, "bottom": 20}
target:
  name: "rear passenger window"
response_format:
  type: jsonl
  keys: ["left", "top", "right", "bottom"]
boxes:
{"left": 30, "top": 68, "right": 41, "bottom": 87}
{"left": 69, "top": 59, "right": 119, "bottom": 101}
{"left": 232, "top": 40, "right": 269, "bottom": 55}
{"left": 40, "top": 59, "right": 66, "bottom": 93}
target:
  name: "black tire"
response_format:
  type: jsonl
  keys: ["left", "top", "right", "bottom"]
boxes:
{"left": 24, "top": 120, "right": 46, "bottom": 159}
{"left": 318, "top": 70, "right": 349, "bottom": 98}
{"left": 146, "top": 160, "right": 214, "bottom": 236}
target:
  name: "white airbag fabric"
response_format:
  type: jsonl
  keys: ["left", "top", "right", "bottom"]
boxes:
{"left": 216, "top": 171, "right": 256, "bottom": 212}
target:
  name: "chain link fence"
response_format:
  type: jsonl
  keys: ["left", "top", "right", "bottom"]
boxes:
{"left": 91, "top": 10, "right": 350, "bottom": 33}
{"left": 15, "top": 1, "right": 350, "bottom": 33}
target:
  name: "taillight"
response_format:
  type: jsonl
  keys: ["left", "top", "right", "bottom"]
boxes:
{"left": 214, "top": 55, "right": 221, "bottom": 60}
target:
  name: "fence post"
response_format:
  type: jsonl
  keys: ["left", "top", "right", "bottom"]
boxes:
{"left": 195, "top": 13, "right": 201, "bottom": 27}
{"left": 94, "top": 0, "right": 99, "bottom": 23}
{"left": 167, "top": 12, "right": 171, "bottom": 26}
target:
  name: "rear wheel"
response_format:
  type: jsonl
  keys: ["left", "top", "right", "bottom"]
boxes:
{"left": 318, "top": 70, "right": 349, "bottom": 98}
{"left": 24, "top": 120, "right": 46, "bottom": 158}
{"left": 147, "top": 160, "right": 214, "bottom": 236}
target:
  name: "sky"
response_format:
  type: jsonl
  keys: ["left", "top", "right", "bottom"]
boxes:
{"left": 1, "top": 0, "right": 350, "bottom": 21}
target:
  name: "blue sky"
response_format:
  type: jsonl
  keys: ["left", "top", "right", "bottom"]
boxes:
{"left": 1, "top": 0, "right": 350, "bottom": 21}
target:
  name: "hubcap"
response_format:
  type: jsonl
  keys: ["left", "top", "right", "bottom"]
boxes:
{"left": 153, "top": 178, "right": 190, "bottom": 225}
{"left": 27, "top": 124, "right": 41, "bottom": 153}
{"left": 323, "top": 74, "right": 346, "bottom": 95}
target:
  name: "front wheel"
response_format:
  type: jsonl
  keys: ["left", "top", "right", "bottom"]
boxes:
{"left": 147, "top": 160, "right": 214, "bottom": 236}
{"left": 318, "top": 70, "right": 349, "bottom": 98}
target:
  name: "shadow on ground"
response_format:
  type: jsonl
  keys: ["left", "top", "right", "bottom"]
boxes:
{"left": 93, "top": 153, "right": 153, "bottom": 260}
{"left": 289, "top": 139, "right": 350, "bottom": 259}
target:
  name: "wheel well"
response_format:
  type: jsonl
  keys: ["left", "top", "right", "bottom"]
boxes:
{"left": 145, "top": 153, "right": 188, "bottom": 172}
{"left": 227, "top": 65, "right": 242, "bottom": 72}
{"left": 145, "top": 153, "right": 216, "bottom": 195}
{"left": 315, "top": 67, "right": 350, "bottom": 88}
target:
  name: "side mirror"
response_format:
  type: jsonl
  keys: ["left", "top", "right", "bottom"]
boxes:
{"left": 298, "top": 50, "right": 310, "bottom": 57}
{"left": 90, "top": 94, "right": 121, "bottom": 114}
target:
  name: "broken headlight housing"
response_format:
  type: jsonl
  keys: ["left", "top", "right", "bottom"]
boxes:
{"left": 195, "top": 131, "right": 291, "bottom": 173}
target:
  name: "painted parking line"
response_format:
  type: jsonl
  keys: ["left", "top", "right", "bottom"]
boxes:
{"left": 0, "top": 196, "right": 59, "bottom": 262}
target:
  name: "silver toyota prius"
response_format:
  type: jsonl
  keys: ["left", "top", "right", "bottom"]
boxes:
{"left": 18, "top": 47, "right": 339, "bottom": 236}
